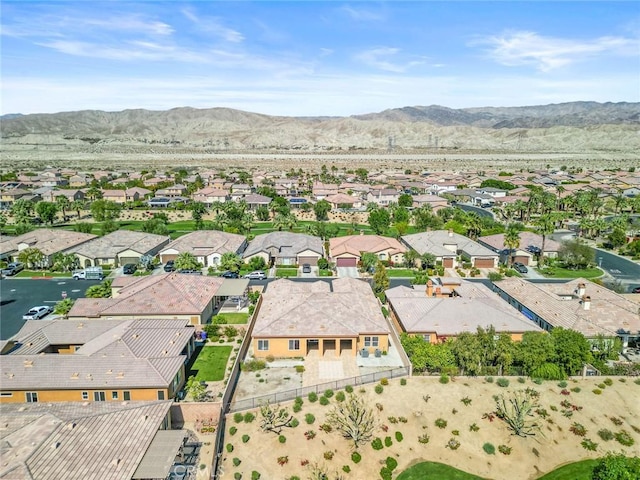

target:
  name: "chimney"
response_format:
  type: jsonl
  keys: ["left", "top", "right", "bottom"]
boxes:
{"left": 426, "top": 280, "right": 433, "bottom": 297}
{"left": 448, "top": 229, "right": 453, "bottom": 237}
{"left": 435, "top": 287, "right": 442, "bottom": 296}
{"left": 577, "top": 283, "right": 586, "bottom": 297}
{"left": 582, "top": 296, "right": 591, "bottom": 310}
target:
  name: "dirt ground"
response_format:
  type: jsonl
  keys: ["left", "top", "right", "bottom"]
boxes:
{"left": 220, "top": 376, "right": 640, "bottom": 480}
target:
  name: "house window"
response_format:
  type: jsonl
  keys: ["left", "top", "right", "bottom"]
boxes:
{"left": 0, "top": 392, "right": 13, "bottom": 397}
{"left": 81, "top": 391, "right": 88, "bottom": 400}
{"left": 93, "top": 391, "right": 106, "bottom": 402}
{"left": 364, "top": 336, "right": 379, "bottom": 347}
{"left": 123, "top": 391, "right": 131, "bottom": 401}
{"left": 157, "top": 391, "right": 165, "bottom": 400}
{"left": 111, "top": 391, "right": 118, "bottom": 400}
{"left": 257, "top": 340, "right": 269, "bottom": 351}
{"left": 25, "top": 392, "right": 38, "bottom": 403}
{"left": 378, "top": 253, "right": 386, "bottom": 260}
{"left": 288, "top": 339, "right": 300, "bottom": 351}
{"left": 423, "top": 334, "right": 431, "bottom": 343}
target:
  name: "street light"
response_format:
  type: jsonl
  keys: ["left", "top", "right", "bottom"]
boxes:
{"left": 598, "top": 257, "right": 602, "bottom": 268}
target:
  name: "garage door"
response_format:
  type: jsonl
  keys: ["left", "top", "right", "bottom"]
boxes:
{"left": 474, "top": 258, "right": 495, "bottom": 268}
{"left": 161, "top": 254, "right": 178, "bottom": 263}
{"left": 336, "top": 257, "right": 357, "bottom": 267}
{"left": 513, "top": 255, "right": 529, "bottom": 266}
{"left": 298, "top": 256, "right": 319, "bottom": 266}
{"left": 443, "top": 257, "right": 454, "bottom": 268}
{"left": 119, "top": 256, "right": 140, "bottom": 266}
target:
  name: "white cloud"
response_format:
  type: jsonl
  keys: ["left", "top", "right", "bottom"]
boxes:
{"left": 474, "top": 31, "right": 638, "bottom": 72}
{"left": 340, "top": 4, "right": 385, "bottom": 22}
{"left": 181, "top": 8, "right": 244, "bottom": 43}
{"left": 355, "top": 47, "right": 425, "bottom": 73}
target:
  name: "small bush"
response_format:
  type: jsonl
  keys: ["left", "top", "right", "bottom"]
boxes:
{"left": 609, "top": 416, "right": 623, "bottom": 426}
{"left": 375, "top": 384, "right": 384, "bottom": 394}
{"left": 593, "top": 389, "right": 602, "bottom": 395}
{"left": 533, "top": 378, "right": 543, "bottom": 385}
{"left": 395, "top": 431, "right": 403, "bottom": 442}
{"left": 293, "top": 403, "right": 302, "bottom": 413}
{"left": 351, "top": 451, "right": 362, "bottom": 463}
{"left": 244, "top": 412, "right": 255, "bottom": 423}
{"left": 557, "top": 381, "right": 568, "bottom": 388}
{"left": 485, "top": 376, "right": 494, "bottom": 383}
{"left": 277, "top": 456, "right": 288, "bottom": 466}
{"left": 233, "top": 457, "right": 241, "bottom": 467}
{"left": 497, "top": 378, "right": 510, "bottom": 388}
{"left": 290, "top": 418, "right": 299, "bottom": 428}
{"left": 380, "top": 467, "right": 393, "bottom": 480}
{"left": 294, "top": 396, "right": 303, "bottom": 406}
{"left": 400, "top": 378, "right": 407, "bottom": 386}
{"left": 483, "top": 442, "right": 496, "bottom": 455}
{"left": 571, "top": 387, "right": 581, "bottom": 393}
{"left": 440, "top": 374, "right": 450, "bottom": 384}
{"left": 342, "top": 465, "right": 351, "bottom": 473}
{"left": 603, "top": 378, "right": 613, "bottom": 386}
{"left": 242, "top": 359, "right": 266, "bottom": 371}
{"left": 398, "top": 416, "right": 408, "bottom": 423}
{"left": 581, "top": 439, "right": 598, "bottom": 451}
{"left": 384, "top": 436, "right": 393, "bottom": 447}
{"left": 597, "top": 383, "right": 606, "bottom": 389}
{"left": 308, "top": 392, "right": 318, "bottom": 403}
{"left": 569, "top": 423, "right": 587, "bottom": 436}
{"left": 469, "top": 423, "right": 480, "bottom": 432}
{"left": 242, "top": 434, "right": 250, "bottom": 443}
{"left": 295, "top": 365, "right": 305, "bottom": 373}
{"left": 304, "top": 430, "right": 316, "bottom": 440}
{"left": 278, "top": 435, "right": 286, "bottom": 444}
{"left": 614, "top": 430, "right": 635, "bottom": 446}
{"left": 371, "top": 437, "right": 384, "bottom": 450}
{"left": 251, "top": 472, "right": 261, "bottom": 480}
{"left": 304, "top": 413, "right": 315, "bottom": 424}
{"left": 635, "top": 379, "right": 640, "bottom": 385}
{"left": 446, "top": 438, "right": 461, "bottom": 450}
{"left": 385, "top": 456, "right": 398, "bottom": 471}
{"left": 517, "top": 377, "right": 526, "bottom": 384}
{"left": 435, "top": 418, "right": 447, "bottom": 429}
{"left": 229, "top": 426, "right": 238, "bottom": 435}
{"left": 324, "top": 389, "right": 334, "bottom": 398}
{"left": 320, "top": 423, "right": 332, "bottom": 433}
{"left": 461, "top": 396, "right": 472, "bottom": 406}
{"left": 319, "top": 396, "right": 329, "bottom": 406}
{"left": 335, "top": 391, "right": 346, "bottom": 402}
{"left": 597, "top": 429, "right": 614, "bottom": 441}
{"left": 498, "top": 445, "right": 512, "bottom": 455}
{"left": 226, "top": 443, "right": 234, "bottom": 452}
{"left": 345, "top": 385, "right": 354, "bottom": 393}
{"left": 234, "top": 473, "right": 242, "bottom": 480}
{"left": 233, "top": 413, "right": 244, "bottom": 423}
{"left": 323, "top": 451, "right": 334, "bottom": 460}
{"left": 380, "top": 377, "right": 389, "bottom": 386}
{"left": 418, "top": 433, "right": 430, "bottom": 444}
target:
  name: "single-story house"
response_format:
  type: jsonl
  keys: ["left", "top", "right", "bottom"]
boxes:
{"left": 478, "top": 231, "right": 561, "bottom": 266}
{"left": 329, "top": 234, "right": 407, "bottom": 267}
{"left": 68, "top": 230, "right": 170, "bottom": 268}
{"left": 251, "top": 278, "right": 391, "bottom": 358}
{"left": 243, "top": 193, "right": 272, "bottom": 210}
{"left": 159, "top": 230, "right": 247, "bottom": 267}
{"left": 243, "top": 232, "right": 324, "bottom": 266}
{"left": 0, "top": 229, "right": 97, "bottom": 266}
{"left": 412, "top": 194, "right": 449, "bottom": 211}
{"left": 401, "top": 230, "right": 499, "bottom": 268}
{"left": 192, "top": 187, "right": 230, "bottom": 205}
{"left": 325, "top": 193, "right": 362, "bottom": 210}
{"left": 386, "top": 279, "right": 542, "bottom": 344}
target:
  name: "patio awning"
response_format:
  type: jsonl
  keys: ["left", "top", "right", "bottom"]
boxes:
{"left": 216, "top": 278, "right": 250, "bottom": 297}
{"left": 132, "top": 429, "right": 187, "bottom": 479}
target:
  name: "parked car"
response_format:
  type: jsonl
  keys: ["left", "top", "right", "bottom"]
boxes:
{"left": 72, "top": 267, "right": 104, "bottom": 280}
{"left": 122, "top": 263, "right": 137, "bottom": 275}
{"left": 244, "top": 270, "right": 266, "bottom": 280}
{"left": 631, "top": 286, "right": 640, "bottom": 294}
{"left": 221, "top": 270, "right": 239, "bottom": 278}
{"left": 22, "top": 305, "right": 53, "bottom": 320}
{"left": 178, "top": 269, "right": 202, "bottom": 275}
{"left": 1, "top": 262, "right": 24, "bottom": 276}
{"left": 512, "top": 262, "right": 528, "bottom": 274}
{"left": 163, "top": 260, "right": 176, "bottom": 272}
{"left": 302, "top": 264, "right": 312, "bottom": 274}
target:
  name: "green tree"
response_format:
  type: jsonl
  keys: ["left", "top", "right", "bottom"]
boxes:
{"left": 451, "top": 332, "right": 482, "bottom": 375}
{"left": 0, "top": 213, "right": 6, "bottom": 232}
{"left": 11, "top": 198, "right": 34, "bottom": 223}
{"left": 56, "top": 195, "right": 71, "bottom": 220}
{"left": 175, "top": 252, "right": 201, "bottom": 271}
{"left": 35, "top": 201, "right": 59, "bottom": 225}
{"left": 220, "top": 252, "right": 242, "bottom": 272}
{"left": 90, "top": 199, "right": 121, "bottom": 222}
{"left": 559, "top": 239, "right": 595, "bottom": 269}
{"left": 100, "top": 220, "right": 119, "bottom": 235}
{"left": 248, "top": 256, "right": 267, "bottom": 271}
{"left": 400, "top": 334, "right": 456, "bottom": 373}
{"left": 360, "top": 252, "right": 378, "bottom": 273}
{"left": 74, "top": 222, "right": 94, "bottom": 234}
{"left": 533, "top": 213, "right": 556, "bottom": 266}
{"left": 71, "top": 199, "right": 86, "bottom": 219}
{"left": 368, "top": 208, "right": 391, "bottom": 235}
{"left": 54, "top": 298, "right": 75, "bottom": 317}
{"left": 313, "top": 200, "right": 332, "bottom": 221}
{"left": 141, "top": 217, "right": 169, "bottom": 235}
{"left": 413, "top": 205, "right": 443, "bottom": 231}
{"left": 17, "top": 247, "right": 46, "bottom": 269}
{"left": 190, "top": 201, "right": 207, "bottom": 229}
{"left": 372, "top": 261, "right": 389, "bottom": 296}
{"left": 85, "top": 279, "right": 112, "bottom": 298}
{"left": 551, "top": 327, "right": 592, "bottom": 377}
{"left": 51, "top": 252, "right": 79, "bottom": 272}
{"left": 398, "top": 193, "right": 413, "bottom": 208}
{"left": 515, "top": 331, "right": 556, "bottom": 375}
{"left": 608, "top": 228, "right": 627, "bottom": 248}
{"left": 480, "top": 179, "right": 516, "bottom": 191}
{"left": 255, "top": 205, "right": 270, "bottom": 221}
{"left": 273, "top": 212, "right": 297, "bottom": 231}
{"left": 186, "top": 376, "right": 208, "bottom": 401}
{"left": 355, "top": 168, "right": 368, "bottom": 182}
{"left": 403, "top": 249, "right": 419, "bottom": 268}
{"left": 592, "top": 453, "right": 640, "bottom": 480}
{"left": 504, "top": 223, "right": 521, "bottom": 266}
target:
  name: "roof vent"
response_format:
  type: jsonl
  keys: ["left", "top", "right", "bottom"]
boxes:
{"left": 86, "top": 374, "right": 93, "bottom": 380}
{"left": 66, "top": 422, "right": 76, "bottom": 430}
{"left": 70, "top": 373, "right": 79, "bottom": 379}
{"left": 116, "top": 372, "right": 124, "bottom": 378}
{"left": 23, "top": 360, "right": 33, "bottom": 367}
{"left": 77, "top": 323, "right": 84, "bottom": 329}
{"left": 106, "top": 369, "right": 113, "bottom": 375}
{"left": 51, "top": 442, "right": 61, "bottom": 449}
{"left": 111, "top": 458, "right": 122, "bottom": 467}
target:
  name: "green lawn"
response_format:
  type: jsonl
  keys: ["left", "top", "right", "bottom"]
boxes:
{"left": 536, "top": 460, "right": 598, "bottom": 480}
{"left": 190, "top": 346, "right": 233, "bottom": 382}
{"left": 275, "top": 268, "right": 298, "bottom": 277}
{"left": 318, "top": 269, "right": 334, "bottom": 277}
{"left": 217, "top": 312, "right": 249, "bottom": 324}
{"left": 537, "top": 266, "right": 603, "bottom": 279}
{"left": 15, "top": 270, "right": 72, "bottom": 278}
{"left": 397, "top": 462, "right": 486, "bottom": 480}
{"left": 386, "top": 268, "right": 416, "bottom": 277}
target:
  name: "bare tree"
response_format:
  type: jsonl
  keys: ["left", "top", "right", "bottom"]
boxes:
{"left": 495, "top": 390, "right": 541, "bottom": 437}
{"left": 326, "top": 394, "right": 377, "bottom": 449}
{"left": 259, "top": 402, "right": 293, "bottom": 434}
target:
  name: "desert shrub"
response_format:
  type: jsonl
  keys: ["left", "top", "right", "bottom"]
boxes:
{"left": 483, "top": 442, "right": 496, "bottom": 455}
{"left": 290, "top": 418, "right": 299, "bottom": 428}
{"left": 251, "top": 472, "right": 261, "bottom": 480}
{"left": 593, "top": 389, "right": 602, "bottom": 395}
{"left": 295, "top": 365, "right": 305, "bottom": 373}
{"left": 533, "top": 378, "right": 543, "bottom": 385}
{"left": 446, "top": 438, "right": 461, "bottom": 450}
{"left": 319, "top": 423, "right": 332, "bottom": 433}
{"left": 380, "top": 377, "right": 389, "bottom": 386}
{"left": 229, "top": 426, "right": 238, "bottom": 435}
{"left": 395, "top": 431, "right": 403, "bottom": 442}
{"left": 351, "top": 451, "right": 362, "bottom": 463}
{"left": 324, "top": 389, "right": 334, "bottom": 398}
{"left": 384, "top": 436, "right": 393, "bottom": 447}
{"left": 304, "top": 430, "right": 316, "bottom": 440}
{"left": 242, "top": 359, "right": 266, "bottom": 371}
{"left": 398, "top": 416, "right": 408, "bottom": 423}
{"left": 400, "top": 378, "right": 407, "bottom": 386}
{"left": 598, "top": 383, "right": 606, "bottom": 389}
{"left": 557, "top": 380, "right": 568, "bottom": 388}
{"left": 319, "top": 396, "right": 329, "bottom": 406}
{"left": 581, "top": 439, "right": 598, "bottom": 451}
{"left": 598, "top": 429, "right": 615, "bottom": 441}
{"left": 371, "top": 437, "right": 383, "bottom": 450}
{"left": 295, "top": 397, "right": 304, "bottom": 407}
{"left": 277, "top": 456, "right": 288, "bottom": 466}
{"left": 635, "top": 379, "right": 640, "bottom": 385}
{"left": 278, "top": 435, "right": 286, "bottom": 444}
{"left": 531, "top": 362, "right": 566, "bottom": 380}
{"left": 571, "top": 387, "right": 581, "bottom": 393}
{"left": 418, "top": 433, "right": 430, "bottom": 444}
{"left": 345, "top": 385, "right": 354, "bottom": 393}
{"left": 469, "top": 423, "right": 480, "bottom": 432}
{"left": 233, "top": 413, "right": 244, "bottom": 423}
{"left": 569, "top": 423, "right": 587, "bottom": 436}
{"left": 614, "top": 430, "right": 635, "bottom": 446}
{"left": 603, "top": 378, "right": 613, "bottom": 386}
{"left": 242, "top": 434, "right": 250, "bottom": 443}
{"left": 234, "top": 473, "right": 241, "bottom": 480}
{"left": 498, "top": 445, "right": 512, "bottom": 455}
{"left": 293, "top": 403, "right": 302, "bottom": 413}
{"left": 226, "top": 443, "right": 234, "bottom": 452}
{"left": 485, "top": 376, "right": 494, "bottom": 383}
{"left": 233, "top": 457, "right": 241, "bottom": 467}
{"left": 308, "top": 392, "right": 318, "bottom": 403}
{"left": 461, "top": 396, "right": 472, "bottom": 406}
{"left": 435, "top": 418, "right": 447, "bottom": 429}
{"left": 452, "top": 430, "right": 460, "bottom": 436}
{"left": 619, "top": 378, "right": 626, "bottom": 383}
{"left": 375, "top": 384, "right": 384, "bottom": 394}
{"left": 517, "top": 377, "right": 526, "bottom": 384}
{"left": 342, "top": 465, "right": 351, "bottom": 473}
{"left": 497, "top": 378, "right": 510, "bottom": 388}
{"left": 380, "top": 467, "right": 392, "bottom": 480}
{"left": 385, "top": 457, "right": 398, "bottom": 471}
{"left": 244, "top": 412, "right": 255, "bottom": 423}
{"left": 323, "top": 451, "right": 334, "bottom": 460}
{"left": 335, "top": 391, "right": 346, "bottom": 402}
{"left": 305, "top": 413, "right": 315, "bottom": 424}
{"left": 440, "top": 374, "right": 450, "bottom": 384}
{"left": 609, "top": 416, "right": 623, "bottom": 426}
{"left": 388, "top": 416, "right": 398, "bottom": 424}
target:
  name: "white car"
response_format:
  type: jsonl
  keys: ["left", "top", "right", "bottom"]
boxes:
{"left": 244, "top": 271, "right": 266, "bottom": 280}
{"left": 23, "top": 305, "right": 53, "bottom": 320}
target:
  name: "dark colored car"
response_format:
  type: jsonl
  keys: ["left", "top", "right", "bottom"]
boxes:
{"left": 221, "top": 270, "right": 239, "bottom": 278}
{"left": 164, "top": 260, "right": 176, "bottom": 272}
{"left": 178, "top": 269, "right": 202, "bottom": 275}
{"left": 632, "top": 286, "right": 640, "bottom": 294}
{"left": 122, "top": 263, "right": 137, "bottom": 275}
{"left": 512, "top": 262, "right": 528, "bottom": 274}
{"left": 302, "top": 264, "right": 312, "bottom": 274}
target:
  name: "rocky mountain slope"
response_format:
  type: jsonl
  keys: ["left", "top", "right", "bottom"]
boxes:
{"left": 1, "top": 102, "right": 639, "bottom": 153}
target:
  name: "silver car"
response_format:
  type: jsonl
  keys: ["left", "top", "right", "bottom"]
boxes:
{"left": 23, "top": 305, "right": 53, "bottom": 320}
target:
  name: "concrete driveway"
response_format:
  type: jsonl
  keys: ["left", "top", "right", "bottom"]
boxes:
{"left": 299, "top": 266, "right": 318, "bottom": 278}
{"left": 336, "top": 267, "right": 359, "bottom": 278}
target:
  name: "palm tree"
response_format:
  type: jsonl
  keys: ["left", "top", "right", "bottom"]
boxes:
{"left": 174, "top": 252, "right": 201, "bottom": 271}
{"left": 56, "top": 195, "right": 70, "bottom": 220}
{"left": 464, "top": 212, "right": 483, "bottom": 240}
{"left": 533, "top": 213, "right": 555, "bottom": 266}
{"left": 17, "top": 247, "right": 46, "bottom": 270}
{"left": 403, "top": 249, "right": 419, "bottom": 269}
{"left": 273, "top": 213, "right": 297, "bottom": 231}
{"left": 504, "top": 224, "right": 521, "bottom": 267}
{"left": 71, "top": 199, "right": 86, "bottom": 219}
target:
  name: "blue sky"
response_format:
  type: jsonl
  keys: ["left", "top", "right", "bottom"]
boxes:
{"left": 2, "top": 1, "right": 638, "bottom": 116}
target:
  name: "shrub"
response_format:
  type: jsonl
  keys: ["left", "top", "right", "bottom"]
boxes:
{"left": 233, "top": 457, "right": 241, "bottom": 467}
{"left": 440, "top": 374, "right": 450, "bottom": 384}
{"left": 388, "top": 416, "right": 398, "bottom": 424}
{"left": 593, "top": 389, "right": 602, "bottom": 395}
{"left": 351, "top": 451, "right": 362, "bottom": 463}
{"left": 294, "top": 396, "right": 303, "bottom": 406}
{"left": 418, "top": 433, "right": 430, "bottom": 444}
{"left": 375, "top": 384, "right": 384, "bottom": 394}
{"left": 569, "top": 423, "right": 587, "bottom": 436}
{"left": 497, "top": 378, "right": 510, "bottom": 388}
{"left": 234, "top": 473, "right": 242, "bottom": 480}
{"left": 278, "top": 435, "right": 286, "bottom": 444}
{"left": 598, "top": 429, "right": 614, "bottom": 441}
{"left": 251, "top": 472, "right": 261, "bottom": 480}
{"left": 277, "top": 456, "right": 288, "bottom": 466}
{"left": 290, "top": 418, "right": 299, "bottom": 428}
{"left": 305, "top": 413, "right": 315, "bottom": 424}
{"left": 233, "top": 413, "right": 244, "bottom": 423}
{"left": 452, "top": 430, "right": 460, "bottom": 436}
{"left": 371, "top": 437, "right": 383, "bottom": 450}
{"left": 435, "top": 418, "right": 447, "bottom": 429}
{"left": 319, "top": 423, "right": 332, "bottom": 433}
{"left": 380, "top": 378, "right": 389, "bottom": 386}
{"left": 244, "top": 412, "right": 255, "bottom": 423}
{"left": 345, "top": 385, "right": 354, "bottom": 393}
{"left": 636, "top": 379, "right": 640, "bottom": 385}
{"left": 335, "top": 391, "right": 346, "bottom": 402}
{"left": 242, "top": 359, "right": 266, "bottom": 371}
{"left": 308, "top": 392, "right": 318, "bottom": 403}
{"left": 293, "top": 403, "right": 302, "bottom": 413}
{"left": 533, "top": 378, "right": 543, "bottom": 385}
{"left": 614, "top": 430, "right": 635, "bottom": 446}
{"left": 304, "top": 430, "right": 316, "bottom": 440}
{"left": 226, "top": 443, "right": 234, "bottom": 452}
{"left": 295, "top": 365, "right": 305, "bottom": 373}
{"left": 242, "top": 434, "right": 250, "bottom": 443}
{"left": 319, "top": 396, "right": 329, "bottom": 406}
{"left": 498, "top": 445, "right": 512, "bottom": 455}
{"left": 581, "top": 439, "right": 598, "bottom": 451}
{"left": 398, "top": 416, "right": 408, "bottom": 423}
{"left": 603, "top": 378, "right": 613, "bottom": 386}
{"left": 385, "top": 456, "right": 398, "bottom": 471}
{"left": 446, "top": 438, "right": 461, "bottom": 450}
{"left": 557, "top": 381, "right": 568, "bottom": 388}
{"left": 380, "top": 467, "right": 393, "bottom": 480}
{"left": 483, "top": 442, "right": 496, "bottom": 455}
{"left": 229, "top": 426, "right": 238, "bottom": 435}
{"left": 461, "top": 396, "right": 472, "bottom": 406}
{"left": 324, "top": 451, "right": 334, "bottom": 460}
{"left": 517, "top": 377, "right": 526, "bottom": 384}
{"left": 598, "top": 383, "right": 606, "bottom": 389}
{"left": 571, "top": 387, "right": 581, "bottom": 393}
{"left": 395, "top": 431, "right": 403, "bottom": 442}
{"left": 469, "top": 423, "right": 480, "bottom": 432}
{"left": 400, "top": 378, "right": 407, "bottom": 386}
{"left": 342, "top": 465, "right": 351, "bottom": 473}
{"left": 384, "top": 436, "right": 393, "bottom": 447}
{"left": 531, "top": 363, "right": 567, "bottom": 379}
{"left": 324, "top": 389, "right": 334, "bottom": 398}
{"left": 609, "top": 416, "right": 623, "bottom": 426}
{"left": 485, "top": 376, "right": 494, "bottom": 383}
